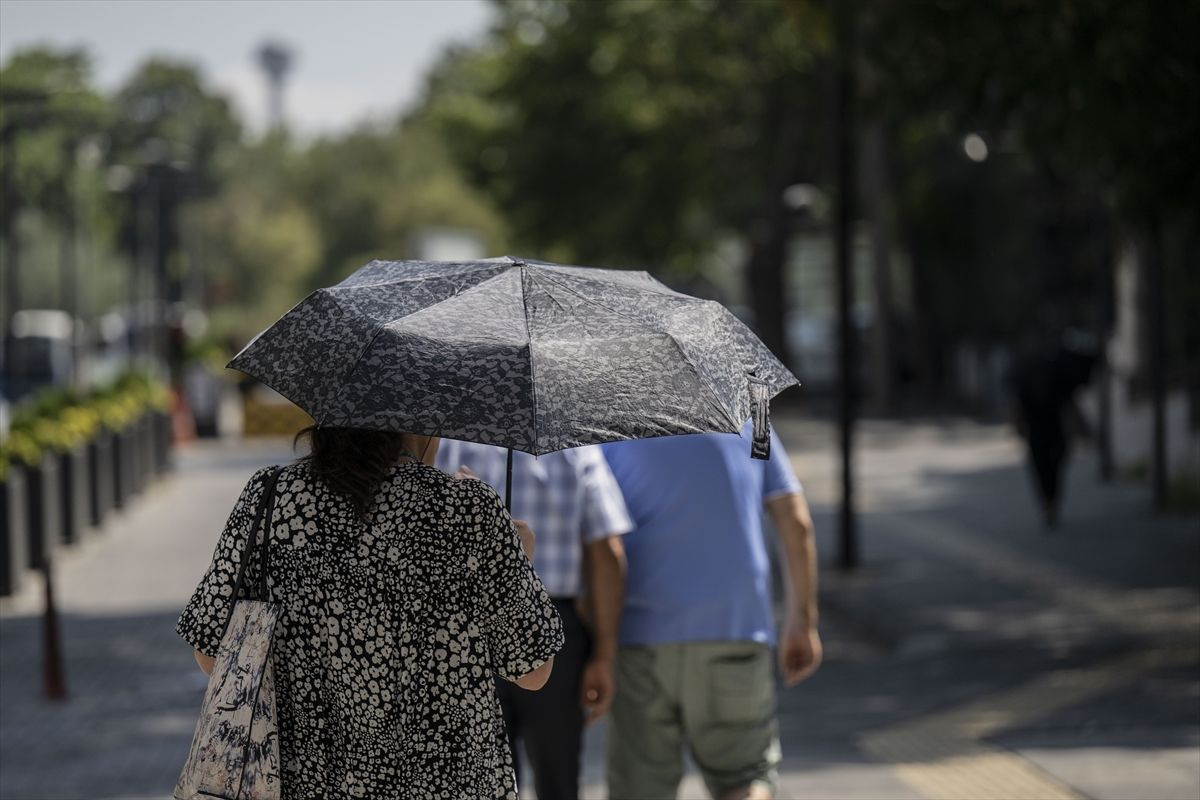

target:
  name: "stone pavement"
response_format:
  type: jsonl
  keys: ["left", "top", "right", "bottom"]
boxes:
{"left": 1, "top": 419, "right": 1197, "bottom": 799}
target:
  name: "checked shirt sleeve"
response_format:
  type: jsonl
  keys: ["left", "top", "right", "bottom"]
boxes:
{"left": 579, "top": 448, "right": 634, "bottom": 543}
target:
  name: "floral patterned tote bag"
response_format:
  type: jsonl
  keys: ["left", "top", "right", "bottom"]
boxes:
{"left": 176, "top": 466, "right": 284, "bottom": 800}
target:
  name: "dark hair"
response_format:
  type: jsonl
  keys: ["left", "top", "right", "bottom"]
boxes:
{"left": 294, "top": 426, "right": 409, "bottom": 520}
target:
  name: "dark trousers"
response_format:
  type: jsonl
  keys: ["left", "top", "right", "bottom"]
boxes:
{"left": 498, "top": 598, "right": 590, "bottom": 800}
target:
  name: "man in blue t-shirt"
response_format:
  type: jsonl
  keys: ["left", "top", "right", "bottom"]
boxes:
{"left": 601, "top": 424, "right": 821, "bottom": 800}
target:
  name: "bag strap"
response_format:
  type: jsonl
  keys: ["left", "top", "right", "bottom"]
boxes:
{"left": 254, "top": 467, "right": 281, "bottom": 602}
{"left": 224, "top": 466, "right": 283, "bottom": 637}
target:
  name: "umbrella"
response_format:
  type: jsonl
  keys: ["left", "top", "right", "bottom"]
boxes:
{"left": 229, "top": 256, "right": 796, "bottom": 501}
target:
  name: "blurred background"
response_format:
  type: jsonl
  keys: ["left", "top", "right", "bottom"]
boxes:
{"left": 0, "top": 1, "right": 1197, "bottom": 799}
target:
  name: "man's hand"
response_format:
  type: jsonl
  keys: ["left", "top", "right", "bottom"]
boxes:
{"left": 513, "top": 519, "right": 535, "bottom": 559}
{"left": 580, "top": 657, "right": 615, "bottom": 724}
{"left": 451, "top": 466, "right": 534, "bottom": 557}
{"left": 778, "top": 620, "right": 822, "bottom": 687}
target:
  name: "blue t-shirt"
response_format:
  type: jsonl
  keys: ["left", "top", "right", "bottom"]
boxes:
{"left": 601, "top": 424, "right": 802, "bottom": 646}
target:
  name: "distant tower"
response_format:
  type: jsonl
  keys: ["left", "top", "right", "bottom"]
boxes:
{"left": 256, "top": 41, "right": 293, "bottom": 132}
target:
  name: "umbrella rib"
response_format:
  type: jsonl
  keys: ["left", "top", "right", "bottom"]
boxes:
{"left": 320, "top": 269, "right": 518, "bottom": 425}
{"left": 533, "top": 271, "right": 742, "bottom": 432}
{"left": 321, "top": 323, "right": 389, "bottom": 427}
{"left": 519, "top": 266, "right": 540, "bottom": 456}
{"left": 324, "top": 265, "right": 505, "bottom": 292}
{"left": 660, "top": 331, "right": 744, "bottom": 433}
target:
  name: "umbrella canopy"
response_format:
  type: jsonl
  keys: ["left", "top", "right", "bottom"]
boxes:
{"left": 229, "top": 256, "right": 796, "bottom": 456}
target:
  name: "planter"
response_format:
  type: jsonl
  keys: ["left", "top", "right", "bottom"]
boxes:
{"left": 25, "top": 452, "right": 63, "bottom": 569}
{"left": 59, "top": 445, "right": 91, "bottom": 545}
{"left": 1, "top": 466, "right": 29, "bottom": 597}
{"left": 112, "top": 426, "right": 133, "bottom": 510}
{"left": 88, "top": 432, "right": 115, "bottom": 528}
{"left": 138, "top": 415, "right": 156, "bottom": 487}
{"left": 154, "top": 411, "right": 173, "bottom": 474}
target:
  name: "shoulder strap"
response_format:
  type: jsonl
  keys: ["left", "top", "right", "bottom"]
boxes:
{"left": 224, "top": 466, "right": 283, "bottom": 636}
{"left": 254, "top": 466, "right": 283, "bottom": 601}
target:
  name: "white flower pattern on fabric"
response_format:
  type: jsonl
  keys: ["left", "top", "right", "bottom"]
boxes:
{"left": 177, "top": 462, "right": 563, "bottom": 799}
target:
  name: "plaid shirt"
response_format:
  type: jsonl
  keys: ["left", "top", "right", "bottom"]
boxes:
{"left": 435, "top": 441, "right": 633, "bottom": 598}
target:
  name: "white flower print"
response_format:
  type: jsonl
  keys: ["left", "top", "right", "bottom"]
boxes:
{"left": 176, "top": 462, "right": 562, "bottom": 799}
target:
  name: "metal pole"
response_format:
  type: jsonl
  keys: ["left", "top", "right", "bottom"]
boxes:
{"left": 1147, "top": 221, "right": 1168, "bottom": 511}
{"left": 40, "top": 560, "right": 67, "bottom": 699}
{"left": 835, "top": 0, "right": 859, "bottom": 570}
{"left": 60, "top": 139, "right": 79, "bottom": 389}
{"left": 505, "top": 447, "right": 514, "bottom": 510}
{"left": 2, "top": 129, "right": 21, "bottom": 398}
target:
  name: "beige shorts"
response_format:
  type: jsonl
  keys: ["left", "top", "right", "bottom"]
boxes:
{"left": 607, "top": 642, "right": 781, "bottom": 799}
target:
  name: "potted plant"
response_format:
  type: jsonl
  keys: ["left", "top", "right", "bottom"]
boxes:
{"left": 87, "top": 416, "right": 115, "bottom": 529}
{"left": 56, "top": 398, "right": 100, "bottom": 545}
{"left": 7, "top": 416, "right": 63, "bottom": 571}
{"left": 93, "top": 382, "right": 142, "bottom": 510}
{"left": 0, "top": 443, "right": 32, "bottom": 597}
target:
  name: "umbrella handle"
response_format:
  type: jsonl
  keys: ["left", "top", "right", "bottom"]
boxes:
{"left": 505, "top": 447, "right": 514, "bottom": 510}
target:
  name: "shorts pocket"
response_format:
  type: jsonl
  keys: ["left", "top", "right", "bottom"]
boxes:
{"left": 709, "top": 649, "right": 773, "bottom": 726}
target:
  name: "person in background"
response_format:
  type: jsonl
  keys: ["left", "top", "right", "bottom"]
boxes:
{"left": 436, "top": 440, "right": 632, "bottom": 800}
{"left": 178, "top": 428, "right": 561, "bottom": 798}
{"left": 1007, "top": 331, "right": 1101, "bottom": 528}
{"left": 601, "top": 423, "right": 821, "bottom": 800}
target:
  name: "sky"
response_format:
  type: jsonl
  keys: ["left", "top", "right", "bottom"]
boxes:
{"left": 0, "top": 0, "right": 494, "bottom": 136}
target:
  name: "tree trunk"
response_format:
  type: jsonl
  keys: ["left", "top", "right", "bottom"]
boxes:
{"left": 1144, "top": 218, "right": 1168, "bottom": 511}
{"left": 862, "top": 119, "right": 895, "bottom": 413}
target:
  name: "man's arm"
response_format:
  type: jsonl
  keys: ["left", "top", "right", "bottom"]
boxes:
{"left": 766, "top": 491, "right": 822, "bottom": 686}
{"left": 580, "top": 534, "right": 626, "bottom": 722}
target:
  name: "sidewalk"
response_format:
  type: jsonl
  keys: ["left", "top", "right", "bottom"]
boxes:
{"left": 1, "top": 422, "right": 1197, "bottom": 799}
{"left": 0, "top": 441, "right": 292, "bottom": 800}
{"left": 772, "top": 416, "right": 1200, "bottom": 800}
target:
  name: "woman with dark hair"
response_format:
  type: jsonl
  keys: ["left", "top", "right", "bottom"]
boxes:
{"left": 177, "top": 427, "right": 562, "bottom": 799}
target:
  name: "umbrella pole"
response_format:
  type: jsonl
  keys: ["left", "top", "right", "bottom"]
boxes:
{"left": 505, "top": 447, "right": 514, "bottom": 510}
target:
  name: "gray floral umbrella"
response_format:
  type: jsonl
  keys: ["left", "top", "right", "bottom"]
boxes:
{"left": 229, "top": 256, "right": 796, "bottom": 463}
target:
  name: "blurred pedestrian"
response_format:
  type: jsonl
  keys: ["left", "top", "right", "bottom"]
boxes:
{"left": 601, "top": 423, "right": 821, "bottom": 800}
{"left": 178, "top": 428, "right": 563, "bottom": 798}
{"left": 436, "top": 440, "right": 632, "bottom": 800}
{"left": 1008, "top": 332, "right": 1100, "bottom": 528}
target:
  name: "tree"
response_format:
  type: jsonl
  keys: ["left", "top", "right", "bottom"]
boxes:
{"left": 0, "top": 48, "right": 109, "bottom": 349}
{"left": 423, "top": 0, "right": 830, "bottom": 365}
{"left": 865, "top": 0, "right": 1200, "bottom": 503}
{"left": 107, "top": 59, "right": 241, "bottom": 193}
{"left": 291, "top": 118, "right": 508, "bottom": 290}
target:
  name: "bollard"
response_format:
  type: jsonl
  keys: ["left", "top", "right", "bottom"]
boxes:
{"left": 113, "top": 425, "right": 133, "bottom": 509}
{"left": 139, "top": 415, "right": 156, "bottom": 486}
{"left": 155, "top": 411, "right": 173, "bottom": 473}
{"left": 88, "top": 432, "right": 114, "bottom": 529}
{"left": 25, "top": 453, "right": 63, "bottom": 570}
{"left": 59, "top": 445, "right": 91, "bottom": 545}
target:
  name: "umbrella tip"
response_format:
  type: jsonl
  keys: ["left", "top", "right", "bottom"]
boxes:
{"left": 505, "top": 255, "right": 526, "bottom": 266}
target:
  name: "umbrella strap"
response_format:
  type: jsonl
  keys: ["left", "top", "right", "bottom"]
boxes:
{"left": 748, "top": 377, "right": 772, "bottom": 460}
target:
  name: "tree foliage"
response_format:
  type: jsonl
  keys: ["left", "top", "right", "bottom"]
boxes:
{"left": 865, "top": 0, "right": 1200, "bottom": 223}
{"left": 425, "top": 0, "right": 827, "bottom": 274}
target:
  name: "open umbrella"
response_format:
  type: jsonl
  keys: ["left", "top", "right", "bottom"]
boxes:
{"left": 229, "top": 256, "right": 796, "bottom": 502}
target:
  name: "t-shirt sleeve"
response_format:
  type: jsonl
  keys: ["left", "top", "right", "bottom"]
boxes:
{"left": 463, "top": 480, "right": 564, "bottom": 682}
{"left": 762, "top": 429, "right": 803, "bottom": 501}
{"left": 176, "top": 466, "right": 274, "bottom": 657}
{"left": 580, "top": 449, "right": 634, "bottom": 543}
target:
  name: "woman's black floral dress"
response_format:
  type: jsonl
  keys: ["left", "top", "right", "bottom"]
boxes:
{"left": 177, "top": 461, "right": 563, "bottom": 799}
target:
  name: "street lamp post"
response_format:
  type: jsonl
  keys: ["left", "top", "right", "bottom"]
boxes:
{"left": 834, "top": 0, "right": 860, "bottom": 570}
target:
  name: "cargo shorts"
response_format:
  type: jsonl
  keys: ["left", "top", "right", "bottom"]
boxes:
{"left": 607, "top": 642, "right": 781, "bottom": 799}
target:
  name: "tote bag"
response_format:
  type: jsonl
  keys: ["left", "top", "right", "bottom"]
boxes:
{"left": 176, "top": 466, "right": 284, "bottom": 800}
